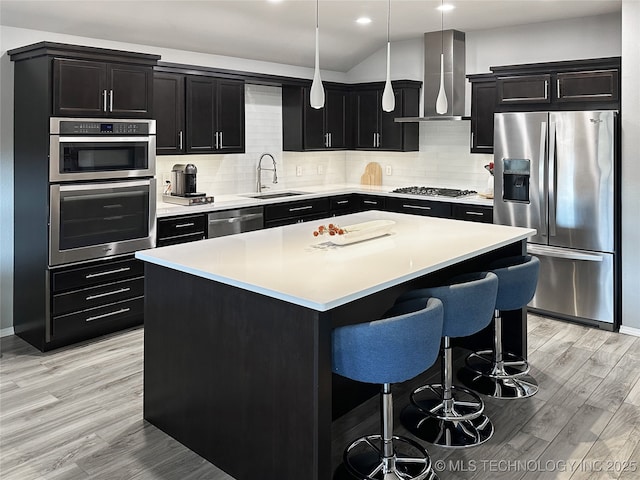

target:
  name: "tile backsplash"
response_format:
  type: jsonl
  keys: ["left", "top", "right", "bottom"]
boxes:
{"left": 156, "top": 84, "right": 493, "bottom": 201}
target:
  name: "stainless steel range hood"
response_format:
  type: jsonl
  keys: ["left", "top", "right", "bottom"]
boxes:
{"left": 395, "top": 29, "right": 468, "bottom": 122}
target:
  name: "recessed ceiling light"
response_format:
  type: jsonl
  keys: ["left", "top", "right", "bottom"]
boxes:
{"left": 356, "top": 17, "right": 372, "bottom": 25}
{"left": 267, "top": 0, "right": 283, "bottom": 3}
{"left": 437, "top": 4, "right": 455, "bottom": 12}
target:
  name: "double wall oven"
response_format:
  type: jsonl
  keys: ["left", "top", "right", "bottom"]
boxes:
{"left": 48, "top": 118, "right": 156, "bottom": 265}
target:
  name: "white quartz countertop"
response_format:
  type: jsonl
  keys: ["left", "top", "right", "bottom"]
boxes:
{"left": 136, "top": 210, "right": 534, "bottom": 311}
{"left": 156, "top": 183, "right": 493, "bottom": 218}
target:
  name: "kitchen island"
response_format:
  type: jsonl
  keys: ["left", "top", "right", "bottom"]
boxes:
{"left": 136, "top": 211, "right": 535, "bottom": 480}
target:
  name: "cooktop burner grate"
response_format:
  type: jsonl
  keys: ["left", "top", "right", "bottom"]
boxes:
{"left": 391, "top": 186, "right": 477, "bottom": 198}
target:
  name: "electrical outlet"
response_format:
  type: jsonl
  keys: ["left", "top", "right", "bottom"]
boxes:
{"left": 317, "top": 164, "right": 325, "bottom": 175}
{"left": 296, "top": 165, "right": 303, "bottom": 177}
{"left": 385, "top": 165, "right": 392, "bottom": 176}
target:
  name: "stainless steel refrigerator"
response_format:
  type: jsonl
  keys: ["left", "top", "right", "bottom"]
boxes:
{"left": 493, "top": 110, "right": 618, "bottom": 329}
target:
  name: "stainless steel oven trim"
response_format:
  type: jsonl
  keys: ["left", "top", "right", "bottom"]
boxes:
{"left": 49, "top": 179, "right": 156, "bottom": 266}
{"left": 49, "top": 135, "right": 156, "bottom": 182}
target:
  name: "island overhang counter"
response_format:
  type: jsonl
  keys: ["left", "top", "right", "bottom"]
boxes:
{"left": 136, "top": 210, "right": 535, "bottom": 480}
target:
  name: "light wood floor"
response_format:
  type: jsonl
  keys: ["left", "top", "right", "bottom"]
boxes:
{"left": 1, "top": 315, "right": 639, "bottom": 480}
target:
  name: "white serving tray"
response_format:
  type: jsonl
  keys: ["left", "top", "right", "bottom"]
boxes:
{"left": 327, "top": 219, "right": 395, "bottom": 245}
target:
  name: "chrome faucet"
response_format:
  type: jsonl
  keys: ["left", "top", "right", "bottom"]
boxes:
{"left": 257, "top": 153, "right": 278, "bottom": 193}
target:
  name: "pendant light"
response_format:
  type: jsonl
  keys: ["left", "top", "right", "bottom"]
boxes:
{"left": 309, "top": 0, "right": 325, "bottom": 109}
{"left": 381, "top": 0, "right": 395, "bottom": 112}
{"left": 435, "top": 0, "right": 448, "bottom": 114}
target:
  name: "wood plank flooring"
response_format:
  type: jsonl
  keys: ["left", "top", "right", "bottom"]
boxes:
{"left": 1, "top": 315, "right": 639, "bottom": 480}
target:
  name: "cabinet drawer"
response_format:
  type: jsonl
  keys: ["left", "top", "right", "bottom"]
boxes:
{"left": 52, "top": 258, "right": 143, "bottom": 292}
{"left": 52, "top": 276, "right": 144, "bottom": 316}
{"left": 358, "top": 195, "right": 386, "bottom": 211}
{"left": 264, "top": 198, "right": 330, "bottom": 222}
{"left": 157, "top": 232, "right": 206, "bottom": 247}
{"left": 52, "top": 297, "right": 143, "bottom": 340}
{"left": 330, "top": 195, "right": 357, "bottom": 214}
{"left": 386, "top": 197, "right": 451, "bottom": 218}
{"left": 452, "top": 205, "right": 493, "bottom": 223}
{"left": 157, "top": 213, "right": 206, "bottom": 240}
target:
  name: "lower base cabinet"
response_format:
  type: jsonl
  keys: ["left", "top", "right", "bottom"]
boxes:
{"left": 46, "top": 256, "right": 145, "bottom": 350}
{"left": 264, "top": 197, "right": 330, "bottom": 228}
{"left": 157, "top": 213, "right": 207, "bottom": 246}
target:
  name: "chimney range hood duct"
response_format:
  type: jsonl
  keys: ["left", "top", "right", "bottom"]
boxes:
{"left": 395, "top": 29, "right": 468, "bottom": 122}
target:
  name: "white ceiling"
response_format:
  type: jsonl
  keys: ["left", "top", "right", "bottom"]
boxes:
{"left": 0, "top": 0, "right": 621, "bottom": 72}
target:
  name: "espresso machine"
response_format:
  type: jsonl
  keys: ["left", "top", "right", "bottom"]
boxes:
{"left": 162, "top": 164, "right": 214, "bottom": 205}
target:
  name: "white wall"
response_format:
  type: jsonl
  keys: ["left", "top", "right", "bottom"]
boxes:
{"left": 620, "top": 0, "right": 640, "bottom": 333}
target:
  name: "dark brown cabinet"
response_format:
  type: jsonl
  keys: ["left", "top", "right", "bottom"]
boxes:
{"left": 264, "top": 198, "right": 330, "bottom": 228}
{"left": 352, "top": 81, "right": 420, "bottom": 151}
{"left": 282, "top": 85, "right": 349, "bottom": 151}
{"left": 468, "top": 74, "right": 497, "bottom": 154}
{"left": 156, "top": 213, "right": 207, "bottom": 247}
{"left": 497, "top": 74, "right": 551, "bottom": 105}
{"left": 153, "top": 72, "right": 185, "bottom": 154}
{"left": 385, "top": 197, "right": 452, "bottom": 218}
{"left": 555, "top": 69, "right": 619, "bottom": 103}
{"left": 53, "top": 58, "right": 153, "bottom": 117}
{"left": 452, "top": 204, "right": 493, "bottom": 223}
{"left": 186, "top": 76, "right": 245, "bottom": 154}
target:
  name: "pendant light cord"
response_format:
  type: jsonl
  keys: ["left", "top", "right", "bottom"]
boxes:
{"left": 441, "top": 0, "right": 444, "bottom": 54}
{"left": 387, "top": 0, "right": 391, "bottom": 43}
{"left": 316, "top": 0, "right": 319, "bottom": 29}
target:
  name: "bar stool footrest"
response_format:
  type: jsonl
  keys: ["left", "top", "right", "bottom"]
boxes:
{"left": 460, "top": 369, "right": 539, "bottom": 399}
{"left": 466, "top": 350, "right": 531, "bottom": 378}
{"left": 410, "top": 383, "right": 485, "bottom": 422}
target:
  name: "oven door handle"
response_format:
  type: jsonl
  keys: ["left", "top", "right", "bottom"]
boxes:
{"left": 57, "top": 179, "right": 153, "bottom": 192}
{"left": 56, "top": 136, "right": 154, "bottom": 143}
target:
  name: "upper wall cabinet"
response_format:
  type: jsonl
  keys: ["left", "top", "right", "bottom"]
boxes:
{"left": 185, "top": 76, "right": 245, "bottom": 154}
{"left": 351, "top": 81, "right": 421, "bottom": 152}
{"left": 467, "top": 73, "right": 497, "bottom": 155}
{"left": 8, "top": 42, "right": 159, "bottom": 119}
{"left": 153, "top": 65, "right": 245, "bottom": 155}
{"left": 491, "top": 57, "right": 621, "bottom": 112}
{"left": 53, "top": 59, "right": 154, "bottom": 117}
{"left": 282, "top": 85, "right": 349, "bottom": 151}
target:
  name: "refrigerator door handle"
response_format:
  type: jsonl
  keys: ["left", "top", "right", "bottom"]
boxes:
{"left": 548, "top": 121, "right": 557, "bottom": 237}
{"left": 539, "top": 121, "right": 548, "bottom": 238}
{"left": 528, "top": 245, "right": 604, "bottom": 262}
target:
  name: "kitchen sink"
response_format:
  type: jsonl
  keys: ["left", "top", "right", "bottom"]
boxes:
{"left": 242, "top": 191, "right": 308, "bottom": 200}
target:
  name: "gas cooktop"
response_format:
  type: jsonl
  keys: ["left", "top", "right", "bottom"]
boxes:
{"left": 391, "top": 186, "right": 477, "bottom": 198}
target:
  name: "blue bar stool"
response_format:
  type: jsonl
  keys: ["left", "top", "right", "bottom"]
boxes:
{"left": 399, "top": 272, "right": 498, "bottom": 448}
{"left": 463, "top": 255, "right": 540, "bottom": 399}
{"left": 332, "top": 297, "right": 444, "bottom": 480}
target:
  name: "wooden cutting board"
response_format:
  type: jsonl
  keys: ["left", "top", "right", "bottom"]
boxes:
{"left": 360, "top": 162, "right": 382, "bottom": 186}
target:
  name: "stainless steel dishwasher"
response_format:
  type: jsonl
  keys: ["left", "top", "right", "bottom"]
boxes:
{"left": 207, "top": 207, "right": 264, "bottom": 238}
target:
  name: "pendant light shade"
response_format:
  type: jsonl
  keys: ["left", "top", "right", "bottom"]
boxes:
{"left": 381, "top": 0, "right": 395, "bottom": 112}
{"left": 310, "top": 0, "right": 325, "bottom": 109}
{"left": 435, "top": 0, "right": 448, "bottom": 114}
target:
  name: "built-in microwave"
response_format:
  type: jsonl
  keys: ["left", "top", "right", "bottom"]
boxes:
{"left": 49, "top": 179, "right": 156, "bottom": 266}
{"left": 49, "top": 117, "right": 156, "bottom": 182}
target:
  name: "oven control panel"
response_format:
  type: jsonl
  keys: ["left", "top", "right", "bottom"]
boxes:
{"left": 50, "top": 118, "right": 155, "bottom": 135}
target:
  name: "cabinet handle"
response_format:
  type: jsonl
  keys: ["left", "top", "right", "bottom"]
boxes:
{"left": 85, "top": 267, "right": 131, "bottom": 279}
{"left": 403, "top": 204, "right": 431, "bottom": 210}
{"left": 363, "top": 200, "right": 379, "bottom": 205}
{"left": 109, "top": 90, "right": 114, "bottom": 112}
{"left": 324, "top": 133, "right": 329, "bottom": 148}
{"left": 214, "top": 131, "right": 218, "bottom": 149}
{"left": 86, "top": 287, "right": 131, "bottom": 301}
{"left": 544, "top": 80, "right": 548, "bottom": 100}
{"left": 219, "top": 131, "right": 223, "bottom": 148}
{"left": 464, "top": 211, "right": 484, "bottom": 216}
{"left": 178, "top": 131, "right": 183, "bottom": 150}
{"left": 103, "top": 90, "right": 108, "bottom": 112}
{"left": 175, "top": 222, "right": 195, "bottom": 228}
{"left": 329, "top": 132, "right": 332, "bottom": 148}
{"left": 86, "top": 307, "right": 130, "bottom": 323}
{"left": 556, "top": 78, "right": 561, "bottom": 99}
{"left": 288, "top": 205, "right": 313, "bottom": 212}
{"left": 336, "top": 200, "right": 349, "bottom": 205}
{"left": 373, "top": 133, "right": 377, "bottom": 147}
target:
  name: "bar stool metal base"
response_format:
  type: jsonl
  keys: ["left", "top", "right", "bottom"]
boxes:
{"left": 466, "top": 349, "right": 531, "bottom": 377}
{"left": 401, "top": 405, "right": 494, "bottom": 448}
{"left": 343, "top": 434, "right": 437, "bottom": 480}
{"left": 410, "top": 383, "right": 485, "bottom": 421}
{"left": 460, "top": 368, "right": 539, "bottom": 399}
